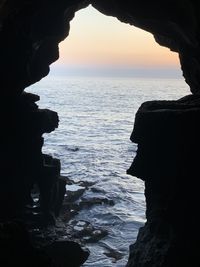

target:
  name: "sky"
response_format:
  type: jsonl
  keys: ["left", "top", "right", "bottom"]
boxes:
{"left": 50, "top": 5, "right": 182, "bottom": 78}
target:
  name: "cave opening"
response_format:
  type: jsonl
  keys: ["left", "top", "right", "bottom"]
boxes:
{"left": 1, "top": 1, "right": 200, "bottom": 267}
{"left": 25, "top": 4, "right": 191, "bottom": 267}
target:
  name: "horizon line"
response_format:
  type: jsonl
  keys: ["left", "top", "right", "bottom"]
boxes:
{"left": 49, "top": 64, "right": 183, "bottom": 79}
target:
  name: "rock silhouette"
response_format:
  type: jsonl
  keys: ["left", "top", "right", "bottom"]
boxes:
{"left": 1, "top": 0, "right": 200, "bottom": 266}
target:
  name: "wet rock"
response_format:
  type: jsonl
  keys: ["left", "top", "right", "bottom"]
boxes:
{"left": 103, "top": 246, "right": 124, "bottom": 263}
{"left": 60, "top": 179, "right": 98, "bottom": 220}
{"left": 70, "top": 220, "right": 108, "bottom": 243}
{"left": 71, "top": 220, "right": 93, "bottom": 237}
{"left": 65, "top": 184, "right": 86, "bottom": 202}
{"left": 23, "top": 219, "right": 89, "bottom": 267}
{"left": 66, "top": 146, "right": 80, "bottom": 152}
{"left": 78, "top": 181, "right": 95, "bottom": 188}
{"left": 90, "top": 186, "right": 106, "bottom": 193}
{"left": 87, "top": 229, "right": 108, "bottom": 243}
{"left": 79, "top": 196, "right": 115, "bottom": 208}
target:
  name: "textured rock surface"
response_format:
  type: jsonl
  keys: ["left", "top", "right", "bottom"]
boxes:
{"left": 1, "top": 0, "right": 200, "bottom": 266}
{"left": 0, "top": 92, "right": 65, "bottom": 221}
{"left": 127, "top": 95, "right": 200, "bottom": 267}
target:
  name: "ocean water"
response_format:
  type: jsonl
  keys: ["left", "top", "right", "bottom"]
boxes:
{"left": 27, "top": 75, "right": 189, "bottom": 267}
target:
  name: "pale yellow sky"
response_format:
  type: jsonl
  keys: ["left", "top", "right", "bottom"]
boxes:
{"left": 56, "top": 5, "right": 180, "bottom": 68}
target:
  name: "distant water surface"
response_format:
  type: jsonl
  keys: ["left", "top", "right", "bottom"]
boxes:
{"left": 27, "top": 76, "right": 189, "bottom": 267}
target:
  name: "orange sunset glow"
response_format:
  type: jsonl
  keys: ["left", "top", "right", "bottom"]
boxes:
{"left": 48, "top": 6, "right": 182, "bottom": 78}
{"left": 55, "top": 5, "right": 180, "bottom": 69}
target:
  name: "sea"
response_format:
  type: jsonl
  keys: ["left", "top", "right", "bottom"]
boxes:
{"left": 27, "top": 75, "right": 189, "bottom": 267}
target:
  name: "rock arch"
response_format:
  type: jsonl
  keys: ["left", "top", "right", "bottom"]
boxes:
{"left": 0, "top": 1, "right": 200, "bottom": 267}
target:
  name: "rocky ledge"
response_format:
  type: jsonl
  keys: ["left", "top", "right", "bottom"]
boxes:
{"left": 127, "top": 94, "right": 200, "bottom": 267}
{"left": 0, "top": 173, "right": 116, "bottom": 266}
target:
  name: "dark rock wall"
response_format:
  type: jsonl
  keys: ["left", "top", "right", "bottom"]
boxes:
{"left": 92, "top": 0, "right": 200, "bottom": 93}
{"left": 127, "top": 97, "right": 200, "bottom": 266}
{"left": 1, "top": 0, "right": 200, "bottom": 95}
{"left": 1, "top": 0, "right": 200, "bottom": 267}
{"left": 0, "top": 0, "right": 90, "bottom": 216}
{"left": 0, "top": 0, "right": 89, "bottom": 97}
{"left": 1, "top": 91, "right": 65, "bottom": 220}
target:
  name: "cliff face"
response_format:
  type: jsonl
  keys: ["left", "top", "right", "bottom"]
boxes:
{"left": 0, "top": 0, "right": 200, "bottom": 266}
{"left": 127, "top": 96, "right": 200, "bottom": 266}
